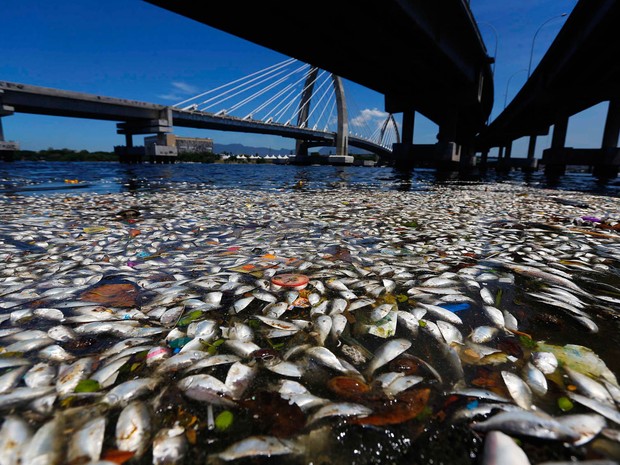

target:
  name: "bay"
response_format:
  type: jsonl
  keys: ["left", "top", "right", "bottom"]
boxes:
{"left": 1, "top": 161, "right": 619, "bottom": 196}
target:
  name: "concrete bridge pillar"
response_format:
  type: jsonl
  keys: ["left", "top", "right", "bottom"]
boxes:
{"left": 497, "top": 141, "right": 512, "bottom": 173}
{"left": 435, "top": 114, "right": 460, "bottom": 170}
{"left": 458, "top": 144, "right": 477, "bottom": 173}
{"left": 593, "top": 97, "right": 620, "bottom": 179}
{"left": 392, "top": 109, "right": 415, "bottom": 168}
{"left": 479, "top": 148, "right": 489, "bottom": 172}
{"left": 116, "top": 108, "right": 176, "bottom": 163}
{"left": 523, "top": 135, "right": 539, "bottom": 172}
{"left": 544, "top": 115, "right": 569, "bottom": 177}
{"left": 0, "top": 106, "right": 20, "bottom": 161}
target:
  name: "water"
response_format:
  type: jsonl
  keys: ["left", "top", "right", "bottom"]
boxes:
{"left": 1, "top": 161, "right": 620, "bottom": 196}
{"left": 2, "top": 160, "right": 620, "bottom": 463}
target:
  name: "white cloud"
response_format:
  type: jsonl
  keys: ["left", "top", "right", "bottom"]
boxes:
{"left": 171, "top": 81, "right": 199, "bottom": 94}
{"left": 158, "top": 81, "right": 200, "bottom": 102}
{"left": 350, "top": 108, "right": 389, "bottom": 129}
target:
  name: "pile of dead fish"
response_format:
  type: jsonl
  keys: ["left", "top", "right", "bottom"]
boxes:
{"left": 1, "top": 182, "right": 620, "bottom": 464}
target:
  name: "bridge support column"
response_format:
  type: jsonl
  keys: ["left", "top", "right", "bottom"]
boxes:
{"left": 523, "top": 135, "right": 539, "bottom": 172}
{"left": 392, "top": 110, "right": 415, "bottom": 168}
{"left": 458, "top": 144, "right": 478, "bottom": 174}
{"left": 543, "top": 116, "right": 569, "bottom": 177}
{"left": 479, "top": 149, "right": 489, "bottom": 172}
{"left": 435, "top": 115, "right": 460, "bottom": 171}
{"left": 115, "top": 133, "right": 142, "bottom": 164}
{"left": 497, "top": 141, "right": 512, "bottom": 173}
{"left": 593, "top": 97, "right": 620, "bottom": 179}
{"left": 292, "top": 141, "right": 311, "bottom": 165}
{"left": 116, "top": 108, "right": 176, "bottom": 163}
{"left": 0, "top": 106, "right": 20, "bottom": 162}
{"left": 327, "top": 75, "right": 353, "bottom": 165}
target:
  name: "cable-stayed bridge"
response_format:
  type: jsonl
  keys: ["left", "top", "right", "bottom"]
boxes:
{"left": 0, "top": 59, "right": 399, "bottom": 163}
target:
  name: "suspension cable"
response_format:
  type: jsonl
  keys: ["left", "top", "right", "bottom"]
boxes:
{"left": 175, "top": 57, "right": 296, "bottom": 108}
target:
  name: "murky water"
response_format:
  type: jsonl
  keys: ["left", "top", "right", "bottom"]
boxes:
{"left": 1, "top": 161, "right": 620, "bottom": 196}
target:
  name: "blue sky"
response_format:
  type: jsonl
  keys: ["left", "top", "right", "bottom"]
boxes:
{"left": 1, "top": 0, "right": 607, "bottom": 156}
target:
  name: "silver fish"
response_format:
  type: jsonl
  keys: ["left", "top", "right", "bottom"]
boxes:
{"left": 556, "top": 413, "right": 606, "bottom": 446}
{"left": 472, "top": 410, "right": 579, "bottom": 441}
{"left": 307, "top": 402, "right": 372, "bottom": 425}
{"left": 0, "top": 415, "right": 32, "bottom": 465}
{"left": 481, "top": 431, "right": 531, "bottom": 465}
{"left": 21, "top": 414, "right": 65, "bottom": 465}
{"left": 152, "top": 425, "right": 187, "bottom": 465}
{"left": 364, "top": 338, "right": 412, "bottom": 377}
{"left": 102, "top": 378, "right": 159, "bottom": 408}
{"left": 306, "top": 346, "right": 350, "bottom": 374}
{"left": 68, "top": 416, "right": 106, "bottom": 463}
{"left": 217, "top": 435, "right": 302, "bottom": 461}
{"left": 178, "top": 374, "right": 235, "bottom": 406}
{"left": 116, "top": 401, "right": 152, "bottom": 457}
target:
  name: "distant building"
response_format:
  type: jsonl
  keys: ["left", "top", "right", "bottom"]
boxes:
{"left": 144, "top": 134, "right": 213, "bottom": 155}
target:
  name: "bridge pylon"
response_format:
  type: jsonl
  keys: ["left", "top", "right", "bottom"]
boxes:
{"left": 0, "top": 105, "right": 20, "bottom": 161}
{"left": 292, "top": 73, "right": 352, "bottom": 165}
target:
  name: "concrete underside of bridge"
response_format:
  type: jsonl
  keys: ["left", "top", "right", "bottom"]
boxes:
{"left": 477, "top": 0, "right": 620, "bottom": 178}
{"left": 145, "top": 0, "right": 493, "bottom": 144}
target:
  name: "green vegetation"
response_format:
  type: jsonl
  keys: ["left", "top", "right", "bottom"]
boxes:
{"left": 16, "top": 148, "right": 116, "bottom": 161}
{"left": 12, "top": 148, "right": 381, "bottom": 164}
{"left": 176, "top": 152, "right": 220, "bottom": 163}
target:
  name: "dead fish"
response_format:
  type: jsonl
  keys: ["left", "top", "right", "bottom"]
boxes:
{"left": 217, "top": 435, "right": 302, "bottom": 461}
{"left": 564, "top": 366, "right": 615, "bottom": 406}
{"left": 502, "top": 371, "right": 533, "bottom": 410}
{"left": 307, "top": 402, "right": 372, "bottom": 425}
{"left": 278, "top": 380, "right": 328, "bottom": 411}
{"left": 0, "top": 367, "right": 28, "bottom": 394}
{"left": 152, "top": 425, "right": 187, "bottom": 465}
{"left": 396, "top": 311, "right": 419, "bottom": 337}
{"left": 0, "top": 415, "right": 32, "bottom": 465}
{"left": 470, "top": 326, "right": 498, "bottom": 344}
{"left": 67, "top": 416, "right": 106, "bottom": 464}
{"left": 501, "top": 262, "right": 586, "bottom": 295}
{"left": 531, "top": 351, "right": 558, "bottom": 375}
{"left": 364, "top": 338, "right": 412, "bottom": 377}
{"left": 225, "top": 362, "right": 257, "bottom": 399}
{"left": 116, "top": 401, "right": 152, "bottom": 457}
{"left": 313, "top": 315, "right": 332, "bottom": 345}
{"left": 306, "top": 346, "right": 350, "bottom": 374}
{"left": 481, "top": 430, "right": 531, "bottom": 465}
{"left": 522, "top": 362, "right": 548, "bottom": 397}
{"left": 556, "top": 413, "right": 606, "bottom": 446}
{"left": 56, "top": 357, "right": 96, "bottom": 396}
{"left": 177, "top": 374, "right": 236, "bottom": 407}
{"left": 568, "top": 392, "right": 620, "bottom": 425}
{"left": 21, "top": 414, "right": 65, "bottom": 465}
{"left": 437, "top": 320, "right": 463, "bottom": 345}
{"left": 471, "top": 410, "right": 579, "bottom": 441}
{"left": 102, "top": 378, "right": 159, "bottom": 408}
{"left": 0, "top": 387, "right": 56, "bottom": 411}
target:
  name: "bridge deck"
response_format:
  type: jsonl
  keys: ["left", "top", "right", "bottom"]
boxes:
{"left": 479, "top": 0, "right": 620, "bottom": 147}
{"left": 145, "top": 0, "right": 493, "bottom": 142}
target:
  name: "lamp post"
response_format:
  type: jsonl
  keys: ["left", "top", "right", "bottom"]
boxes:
{"left": 527, "top": 13, "right": 568, "bottom": 78}
{"left": 478, "top": 22, "right": 498, "bottom": 75}
{"left": 504, "top": 69, "right": 528, "bottom": 109}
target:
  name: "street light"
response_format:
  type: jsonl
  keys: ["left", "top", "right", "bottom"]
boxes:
{"left": 504, "top": 69, "right": 528, "bottom": 109}
{"left": 478, "top": 22, "right": 498, "bottom": 75}
{"left": 527, "top": 13, "right": 568, "bottom": 78}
